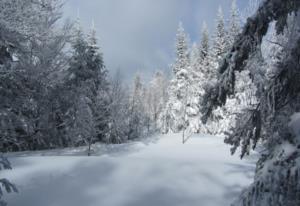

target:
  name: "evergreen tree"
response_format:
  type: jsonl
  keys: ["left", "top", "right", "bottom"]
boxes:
{"left": 0, "top": 0, "right": 72, "bottom": 151}
{"left": 205, "top": 6, "right": 232, "bottom": 135}
{"left": 199, "top": 22, "right": 210, "bottom": 64}
{"left": 86, "top": 24, "right": 110, "bottom": 143}
{"left": 64, "top": 27, "right": 94, "bottom": 146}
{"left": 164, "top": 22, "right": 191, "bottom": 133}
{"left": 199, "top": 22, "right": 214, "bottom": 82}
{"left": 228, "top": 0, "right": 241, "bottom": 46}
{"left": 213, "top": 6, "right": 227, "bottom": 68}
{"left": 173, "top": 22, "right": 190, "bottom": 75}
{"left": 202, "top": 1, "right": 300, "bottom": 205}
{"left": 64, "top": 22, "right": 109, "bottom": 152}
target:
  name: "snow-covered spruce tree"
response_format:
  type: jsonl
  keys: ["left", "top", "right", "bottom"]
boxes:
{"left": 213, "top": 6, "right": 227, "bottom": 67}
{"left": 0, "top": 0, "right": 73, "bottom": 151}
{"left": 21, "top": 0, "right": 72, "bottom": 150}
{"left": 64, "top": 23, "right": 109, "bottom": 152}
{"left": 87, "top": 25, "right": 110, "bottom": 143}
{"left": 228, "top": 0, "right": 241, "bottom": 46}
{"left": 73, "top": 96, "right": 96, "bottom": 156}
{"left": 199, "top": 9, "right": 230, "bottom": 135}
{"left": 210, "top": 4, "right": 256, "bottom": 136}
{"left": 0, "top": 0, "right": 41, "bottom": 151}
{"left": 18, "top": 0, "right": 71, "bottom": 73}
{"left": 0, "top": 156, "right": 18, "bottom": 206}
{"left": 201, "top": 0, "right": 300, "bottom": 205}
{"left": 215, "top": 1, "right": 259, "bottom": 136}
{"left": 198, "top": 22, "right": 214, "bottom": 86}
{"left": 185, "top": 21, "right": 216, "bottom": 134}
{"left": 185, "top": 43, "right": 204, "bottom": 133}
{"left": 164, "top": 22, "right": 191, "bottom": 133}
{"left": 0, "top": 0, "right": 40, "bottom": 151}
{"left": 199, "top": 22, "right": 209, "bottom": 64}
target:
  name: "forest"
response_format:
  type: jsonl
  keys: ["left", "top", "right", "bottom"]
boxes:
{"left": 1, "top": 0, "right": 300, "bottom": 206}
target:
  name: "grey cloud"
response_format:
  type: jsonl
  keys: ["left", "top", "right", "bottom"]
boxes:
{"left": 63, "top": 0, "right": 248, "bottom": 82}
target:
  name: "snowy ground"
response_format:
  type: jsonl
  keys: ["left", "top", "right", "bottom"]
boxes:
{"left": 3, "top": 133, "right": 257, "bottom": 206}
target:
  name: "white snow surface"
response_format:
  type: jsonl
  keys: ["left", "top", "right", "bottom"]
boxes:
{"left": 3, "top": 133, "right": 257, "bottom": 206}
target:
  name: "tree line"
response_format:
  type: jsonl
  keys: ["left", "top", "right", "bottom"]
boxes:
{"left": 0, "top": 0, "right": 168, "bottom": 155}
{"left": 161, "top": 1, "right": 257, "bottom": 137}
{"left": 160, "top": 0, "right": 300, "bottom": 205}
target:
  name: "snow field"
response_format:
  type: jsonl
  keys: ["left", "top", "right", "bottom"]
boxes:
{"left": 3, "top": 133, "right": 256, "bottom": 206}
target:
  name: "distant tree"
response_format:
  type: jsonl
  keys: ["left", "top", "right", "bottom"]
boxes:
{"left": 199, "top": 22, "right": 214, "bottom": 84}
{"left": 228, "top": 0, "right": 241, "bottom": 46}
{"left": 107, "top": 70, "right": 130, "bottom": 143}
{"left": 190, "top": 43, "right": 200, "bottom": 75}
{"left": 212, "top": 6, "right": 227, "bottom": 69}
{"left": 164, "top": 22, "right": 191, "bottom": 133}
{"left": 128, "top": 74, "right": 146, "bottom": 139}
{"left": 147, "top": 71, "right": 168, "bottom": 130}
{"left": 173, "top": 22, "right": 190, "bottom": 75}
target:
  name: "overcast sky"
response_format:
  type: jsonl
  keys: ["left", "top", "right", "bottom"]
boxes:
{"left": 63, "top": 0, "right": 251, "bottom": 82}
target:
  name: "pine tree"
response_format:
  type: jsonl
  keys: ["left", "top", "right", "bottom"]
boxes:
{"left": 86, "top": 24, "right": 110, "bottom": 143}
{"left": 199, "top": 22, "right": 214, "bottom": 82}
{"left": 86, "top": 22, "right": 107, "bottom": 91}
{"left": 213, "top": 6, "right": 227, "bottom": 68}
{"left": 199, "top": 22, "right": 209, "bottom": 64}
{"left": 228, "top": 0, "right": 241, "bottom": 46}
{"left": 164, "top": 22, "right": 191, "bottom": 133}
{"left": 64, "top": 22, "right": 109, "bottom": 153}
{"left": 0, "top": 0, "right": 72, "bottom": 151}
{"left": 173, "top": 22, "right": 190, "bottom": 75}
{"left": 0, "top": 0, "right": 115, "bottom": 152}
{"left": 202, "top": 5, "right": 239, "bottom": 136}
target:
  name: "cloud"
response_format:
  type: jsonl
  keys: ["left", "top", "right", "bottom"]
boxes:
{"left": 63, "top": 0, "right": 248, "bottom": 82}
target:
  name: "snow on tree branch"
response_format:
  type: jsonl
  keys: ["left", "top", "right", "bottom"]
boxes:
{"left": 201, "top": 0, "right": 300, "bottom": 123}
